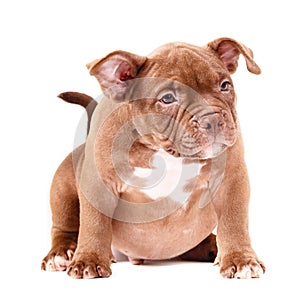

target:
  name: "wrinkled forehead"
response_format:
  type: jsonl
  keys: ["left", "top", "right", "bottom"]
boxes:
{"left": 125, "top": 77, "right": 203, "bottom": 103}
{"left": 138, "top": 42, "right": 229, "bottom": 90}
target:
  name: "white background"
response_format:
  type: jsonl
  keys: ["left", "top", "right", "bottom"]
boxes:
{"left": 1, "top": 0, "right": 299, "bottom": 299}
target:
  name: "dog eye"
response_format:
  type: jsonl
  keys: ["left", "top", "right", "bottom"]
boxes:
{"left": 160, "top": 93, "right": 178, "bottom": 104}
{"left": 220, "top": 80, "right": 231, "bottom": 92}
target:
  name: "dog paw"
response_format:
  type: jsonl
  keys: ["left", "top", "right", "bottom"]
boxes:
{"left": 41, "top": 248, "right": 74, "bottom": 272}
{"left": 67, "top": 253, "right": 112, "bottom": 279}
{"left": 218, "top": 251, "right": 265, "bottom": 279}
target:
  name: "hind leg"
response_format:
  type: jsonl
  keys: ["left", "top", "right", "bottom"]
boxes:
{"left": 41, "top": 153, "right": 79, "bottom": 271}
{"left": 179, "top": 233, "right": 217, "bottom": 262}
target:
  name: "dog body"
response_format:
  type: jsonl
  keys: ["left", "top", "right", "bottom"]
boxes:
{"left": 42, "top": 38, "right": 265, "bottom": 278}
{"left": 111, "top": 152, "right": 216, "bottom": 261}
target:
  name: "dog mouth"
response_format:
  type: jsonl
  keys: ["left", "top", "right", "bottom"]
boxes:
{"left": 176, "top": 119, "right": 237, "bottom": 159}
{"left": 192, "top": 143, "right": 228, "bottom": 159}
{"left": 163, "top": 141, "right": 229, "bottom": 160}
{"left": 163, "top": 127, "right": 237, "bottom": 160}
{"left": 179, "top": 143, "right": 228, "bottom": 159}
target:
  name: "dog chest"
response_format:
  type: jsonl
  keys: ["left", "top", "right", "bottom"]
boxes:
{"left": 126, "top": 149, "right": 203, "bottom": 203}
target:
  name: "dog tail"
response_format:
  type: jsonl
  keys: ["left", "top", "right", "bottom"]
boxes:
{"left": 58, "top": 91, "right": 97, "bottom": 109}
{"left": 58, "top": 92, "right": 98, "bottom": 135}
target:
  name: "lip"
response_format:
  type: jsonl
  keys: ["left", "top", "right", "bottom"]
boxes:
{"left": 179, "top": 143, "right": 227, "bottom": 160}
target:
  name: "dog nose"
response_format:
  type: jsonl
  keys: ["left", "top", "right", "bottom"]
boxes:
{"left": 199, "top": 115, "right": 224, "bottom": 132}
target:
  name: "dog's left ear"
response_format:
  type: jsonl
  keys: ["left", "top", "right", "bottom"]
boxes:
{"left": 208, "top": 38, "right": 261, "bottom": 74}
{"left": 86, "top": 51, "right": 147, "bottom": 100}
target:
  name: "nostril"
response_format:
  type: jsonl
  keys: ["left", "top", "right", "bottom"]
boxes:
{"left": 205, "top": 123, "right": 212, "bottom": 130}
{"left": 199, "top": 118, "right": 212, "bottom": 130}
{"left": 218, "top": 121, "right": 225, "bottom": 128}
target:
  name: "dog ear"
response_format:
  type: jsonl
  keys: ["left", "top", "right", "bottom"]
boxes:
{"left": 207, "top": 38, "right": 261, "bottom": 74}
{"left": 86, "top": 51, "right": 147, "bottom": 99}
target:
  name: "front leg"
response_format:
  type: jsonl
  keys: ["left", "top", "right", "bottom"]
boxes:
{"left": 213, "top": 142, "right": 265, "bottom": 278}
{"left": 67, "top": 191, "right": 115, "bottom": 279}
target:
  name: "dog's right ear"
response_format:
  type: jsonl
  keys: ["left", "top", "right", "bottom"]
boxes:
{"left": 86, "top": 51, "right": 147, "bottom": 99}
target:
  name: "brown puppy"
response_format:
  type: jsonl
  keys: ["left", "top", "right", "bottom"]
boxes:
{"left": 42, "top": 38, "right": 265, "bottom": 279}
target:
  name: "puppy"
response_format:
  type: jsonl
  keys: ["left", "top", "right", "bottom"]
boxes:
{"left": 42, "top": 37, "right": 265, "bottom": 279}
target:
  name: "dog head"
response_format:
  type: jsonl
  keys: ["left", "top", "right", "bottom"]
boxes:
{"left": 86, "top": 38, "right": 260, "bottom": 159}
